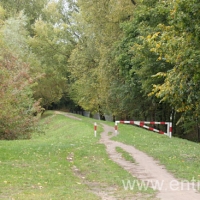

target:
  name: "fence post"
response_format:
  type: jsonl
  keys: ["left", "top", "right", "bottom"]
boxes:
{"left": 115, "top": 121, "right": 118, "bottom": 135}
{"left": 94, "top": 122, "right": 97, "bottom": 137}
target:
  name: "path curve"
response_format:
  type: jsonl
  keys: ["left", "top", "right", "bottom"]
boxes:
{"left": 55, "top": 111, "right": 82, "bottom": 121}
{"left": 100, "top": 123, "right": 200, "bottom": 200}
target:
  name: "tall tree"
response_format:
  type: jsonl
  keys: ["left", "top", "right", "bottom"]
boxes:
{"left": 148, "top": 0, "right": 200, "bottom": 134}
{"left": 0, "top": 10, "right": 42, "bottom": 139}
{"left": 69, "top": 0, "right": 135, "bottom": 116}
{"left": 0, "top": 0, "right": 48, "bottom": 34}
{"left": 112, "top": 0, "right": 173, "bottom": 121}
{"left": 29, "top": 0, "right": 76, "bottom": 109}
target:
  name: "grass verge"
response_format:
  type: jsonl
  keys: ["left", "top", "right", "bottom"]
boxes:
{"left": 115, "top": 147, "right": 136, "bottom": 163}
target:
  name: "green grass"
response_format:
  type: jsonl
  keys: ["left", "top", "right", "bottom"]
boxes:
{"left": 0, "top": 111, "right": 155, "bottom": 200}
{"left": 113, "top": 123, "right": 200, "bottom": 183}
{"left": 115, "top": 147, "right": 136, "bottom": 163}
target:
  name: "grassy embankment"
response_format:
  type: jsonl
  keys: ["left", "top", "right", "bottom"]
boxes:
{"left": 0, "top": 111, "right": 155, "bottom": 200}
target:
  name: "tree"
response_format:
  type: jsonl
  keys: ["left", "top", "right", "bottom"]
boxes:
{"left": 0, "top": 10, "right": 42, "bottom": 139}
{"left": 147, "top": 0, "right": 200, "bottom": 136}
{"left": 68, "top": 0, "right": 135, "bottom": 116}
{"left": 0, "top": 0, "right": 48, "bottom": 34}
{"left": 29, "top": 0, "right": 76, "bottom": 109}
{"left": 112, "top": 0, "right": 173, "bottom": 121}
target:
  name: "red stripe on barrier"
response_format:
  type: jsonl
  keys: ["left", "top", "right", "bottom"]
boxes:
{"left": 140, "top": 122, "right": 144, "bottom": 126}
{"left": 149, "top": 127, "right": 154, "bottom": 131}
{"left": 160, "top": 122, "right": 166, "bottom": 125}
{"left": 115, "top": 120, "right": 172, "bottom": 138}
{"left": 159, "top": 130, "right": 165, "bottom": 134}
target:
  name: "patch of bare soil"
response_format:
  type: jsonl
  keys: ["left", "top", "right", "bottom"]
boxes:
{"left": 100, "top": 124, "right": 200, "bottom": 200}
{"left": 55, "top": 111, "right": 82, "bottom": 121}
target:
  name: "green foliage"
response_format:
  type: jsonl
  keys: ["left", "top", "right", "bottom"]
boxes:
{"left": 0, "top": 0, "right": 48, "bottom": 33}
{"left": 0, "top": 11, "right": 42, "bottom": 139}
{"left": 0, "top": 1, "right": 78, "bottom": 139}
{"left": 69, "top": 0, "right": 135, "bottom": 115}
{"left": 29, "top": 0, "right": 76, "bottom": 109}
{"left": 2, "top": 12, "right": 29, "bottom": 57}
{"left": 112, "top": 0, "right": 200, "bottom": 137}
{"left": 146, "top": 0, "right": 200, "bottom": 132}
{"left": 112, "top": 0, "right": 173, "bottom": 121}
{"left": 33, "top": 71, "right": 67, "bottom": 108}
{"left": 0, "top": 54, "right": 36, "bottom": 139}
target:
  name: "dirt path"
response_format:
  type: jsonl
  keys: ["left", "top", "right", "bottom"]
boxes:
{"left": 100, "top": 123, "right": 200, "bottom": 200}
{"left": 55, "top": 111, "right": 82, "bottom": 121}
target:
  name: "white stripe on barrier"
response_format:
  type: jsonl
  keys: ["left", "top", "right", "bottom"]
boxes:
{"left": 115, "top": 121, "right": 172, "bottom": 138}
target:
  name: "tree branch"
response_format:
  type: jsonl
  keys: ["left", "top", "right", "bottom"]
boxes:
{"left": 131, "top": 0, "right": 136, "bottom": 5}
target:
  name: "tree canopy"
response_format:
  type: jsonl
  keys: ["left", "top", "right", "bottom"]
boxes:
{"left": 0, "top": 0, "right": 200, "bottom": 140}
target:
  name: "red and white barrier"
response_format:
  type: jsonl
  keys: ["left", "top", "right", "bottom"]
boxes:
{"left": 94, "top": 122, "right": 97, "bottom": 137}
{"left": 115, "top": 121, "right": 172, "bottom": 138}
